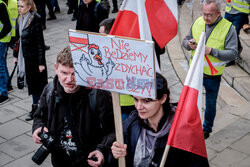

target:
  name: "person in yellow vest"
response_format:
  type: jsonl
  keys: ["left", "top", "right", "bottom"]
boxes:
{"left": 182, "top": 0, "right": 238, "bottom": 139}
{"left": 0, "top": 0, "right": 12, "bottom": 104}
{"left": 7, "top": 0, "right": 18, "bottom": 39}
{"left": 224, "top": 0, "right": 250, "bottom": 66}
{"left": 5, "top": 0, "right": 18, "bottom": 92}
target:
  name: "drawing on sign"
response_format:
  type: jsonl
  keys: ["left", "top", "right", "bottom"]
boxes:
{"left": 72, "top": 36, "right": 115, "bottom": 86}
{"left": 69, "top": 30, "right": 156, "bottom": 98}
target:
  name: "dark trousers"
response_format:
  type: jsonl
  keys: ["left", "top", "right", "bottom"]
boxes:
{"left": 203, "top": 76, "right": 221, "bottom": 133}
{"left": 45, "top": 0, "right": 55, "bottom": 17}
{"left": 225, "top": 12, "right": 249, "bottom": 51}
{"left": 112, "top": 0, "right": 118, "bottom": 9}
{"left": 34, "top": 0, "right": 46, "bottom": 26}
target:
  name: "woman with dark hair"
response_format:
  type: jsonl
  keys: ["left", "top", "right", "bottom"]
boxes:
{"left": 14, "top": 0, "right": 48, "bottom": 121}
{"left": 111, "top": 73, "right": 174, "bottom": 166}
{"left": 110, "top": 73, "right": 209, "bottom": 167}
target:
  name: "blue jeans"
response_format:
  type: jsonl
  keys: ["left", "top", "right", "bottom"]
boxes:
{"left": 225, "top": 12, "right": 248, "bottom": 50}
{"left": 203, "top": 76, "right": 221, "bottom": 133}
{"left": 0, "top": 42, "right": 9, "bottom": 97}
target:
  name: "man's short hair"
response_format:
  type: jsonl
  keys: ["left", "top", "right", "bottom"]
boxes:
{"left": 99, "top": 18, "right": 115, "bottom": 34}
{"left": 56, "top": 46, "right": 73, "bottom": 67}
{"left": 203, "top": 0, "right": 221, "bottom": 11}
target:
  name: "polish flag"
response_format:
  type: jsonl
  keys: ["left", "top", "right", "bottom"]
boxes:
{"left": 109, "top": 0, "right": 152, "bottom": 41}
{"left": 69, "top": 31, "right": 89, "bottom": 44}
{"left": 145, "top": 0, "right": 178, "bottom": 49}
{"left": 110, "top": 0, "right": 178, "bottom": 49}
{"left": 166, "top": 32, "right": 208, "bottom": 162}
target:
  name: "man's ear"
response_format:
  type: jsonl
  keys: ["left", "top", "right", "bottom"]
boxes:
{"left": 54, "top": 63, "right": 58, "bottom": 75}
{"left": 54, "top": 63, "right": 57, "bottom": 70}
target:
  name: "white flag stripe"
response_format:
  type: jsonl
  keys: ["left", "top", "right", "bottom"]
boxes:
{"left": 184, "top": 32, "right": 205, "bottom": 118}
{"left": 69, "top": 31, "right": 88, "bottom": 39}
{"left": 164, "top": 0, "right": 178, "bottom": 21}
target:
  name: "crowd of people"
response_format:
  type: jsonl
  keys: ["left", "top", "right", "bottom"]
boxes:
{"left": 0, "top": 0, "right": 249, "bottom": 166}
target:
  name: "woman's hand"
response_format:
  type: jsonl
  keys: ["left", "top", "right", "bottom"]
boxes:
{"left": 111, "top": 141, "right": 127, "bottom": 159}
{"left": 32, "top": 127, "right": 48, "bottom": 144}
{"left": 39, "top": 65, "right": 45, "bottom": 72}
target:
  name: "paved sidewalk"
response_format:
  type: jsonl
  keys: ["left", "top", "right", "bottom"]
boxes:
{"left": 0, "top": 0, "right": 250, "bottom": 167}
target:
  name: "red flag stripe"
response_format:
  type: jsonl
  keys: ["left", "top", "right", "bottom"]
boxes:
{"left": 145, "top": 0, "right": 178, "bottom": 49}
{"left": 167, "top": 86, "right": 207, "bottom": 158}
{"left": 69, "top": 37, "right": 89, "bottom": 44}
{"left": 109, "top": 10, "right": 140, "bottom": 39}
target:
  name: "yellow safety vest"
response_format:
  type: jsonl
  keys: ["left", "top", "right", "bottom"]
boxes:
{"left": 191, "top": 17, "right": 232, "bottom": 76}
{"left": 120, "top": 94, "right": 134, "bottom": 106}
{"left": 226, "top": 0, "right": 250, "bottom": 14}
{"left": 7, "top": 0, "right": 18, "bottom": 37}
{"left": 0, "top": 0, "right": 11, "bottom": 43}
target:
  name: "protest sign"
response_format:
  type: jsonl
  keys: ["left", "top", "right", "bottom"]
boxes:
{"left": 69, "top": 29, "right": 156, "bottom": 98}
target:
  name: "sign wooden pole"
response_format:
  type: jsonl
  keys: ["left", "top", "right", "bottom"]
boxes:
{"left": 111, "top": 92, "right": 126, "bottom": 167}
{"left": 159, "top": 145, "right": 170, "bottom": 167}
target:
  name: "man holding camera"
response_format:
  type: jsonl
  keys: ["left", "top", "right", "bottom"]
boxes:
{"left": 32, "top": 46, "right": 115, "bottom": 167}
{"left": 182, "top": 0, "right": 238, "bottom": 139}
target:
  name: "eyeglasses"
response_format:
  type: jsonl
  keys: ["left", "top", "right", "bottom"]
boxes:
{"left": 203, "top": 13, "right": 214, "bottom": 18}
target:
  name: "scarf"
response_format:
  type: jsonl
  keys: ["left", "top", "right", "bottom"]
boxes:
{"left": 133, "top": 111, "right": 175, "bottom": 167}
{"left": 17, "top": 12, "right": 31, "bottom": 85}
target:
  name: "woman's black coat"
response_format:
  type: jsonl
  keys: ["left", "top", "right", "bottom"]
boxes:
{"left": 14, "top": 11, "right": 48, "bottom": 95}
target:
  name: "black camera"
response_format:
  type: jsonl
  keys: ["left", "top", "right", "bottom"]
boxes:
{"left": 32, "top": 127, "right": 54, "bottom": 165}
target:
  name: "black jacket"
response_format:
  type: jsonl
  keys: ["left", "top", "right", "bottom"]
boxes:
{"left": 33, "top": 76, "right": 115, "bottom": 166}
{"left": 110, "top": 109, "right": 209, "bottom": 167}
{"left": 14, "top": 11, "right": 47, "bottom": 95}
{"left": 76, "top": 1, "right": 108, "bottom": 32}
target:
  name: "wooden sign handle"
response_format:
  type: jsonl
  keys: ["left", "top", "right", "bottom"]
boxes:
{"left": 111, "top": 92, "right": 126, "bottom": 167}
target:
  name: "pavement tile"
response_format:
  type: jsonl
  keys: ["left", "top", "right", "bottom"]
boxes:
{"left": 234, "top": 76, "right": 250, "bottom": 101}
{"left": 219, "top": 80, "right": 247, "bottom": 107}
{"left": 0, "top": 119, "right": 31, "bottom": 140}
{"left": 13, "top": 98, "right": 32, "bottom": 112}
{"left": 236, "top": 157, "right": 250, "bottom": 167}
{"left": 0, "top": 152, "right": 14, "bottom": 166}
{"left": 0, "top": 136, "right": 6, "bottom": 144}
{"left": 211, "top": 148, "right": 248, "bottom": 167}
{"left": 229, "top": 103, "right": 250, "bottom": 117}
{"left": 167, "top": 36, "right": 186, "bottom": 60}
{"left": 2, "top": 152, "right": 52, "bottom": 167}
{"left": 0, "top": 134, "right": 38, "bottom": 159}
{"left": 0, "top": 105, "right": 27, "bottom": 123}
{"left": 206, "top": 118, "right": 250, "bottom": 152}
{"left": 223, "top": 65, "right": 249, "bottom": 86}
{"left": 171, "top": 59, "right": 189, "bottom": 83}
{"left": 230, "top": 133, "right": 250, "bottom": 155}
{"left": 8, "top": 88, "right": 30, "bottom": 100}
{"left": 206, "top": 147, "right": 218, "bottom": 161}
{"left": 212, "top": 106, "right": 239, "bottom": 134}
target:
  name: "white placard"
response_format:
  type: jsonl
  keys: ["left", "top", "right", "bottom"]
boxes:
{"left": 69, "top": 30, "right": 156, "bottom": 98}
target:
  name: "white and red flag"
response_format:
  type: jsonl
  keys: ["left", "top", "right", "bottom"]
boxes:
{"left": 145, "top": 0, "right": 178, "bottom": 49}
{"left": 110, "top": 0, "right": 178, "bottom": 48}
{"left": 166, "top": 32, "right": 207, "bottom": 160}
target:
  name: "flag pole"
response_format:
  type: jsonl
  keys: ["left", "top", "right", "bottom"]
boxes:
{"left": 111, "top": 92, "right": 126, "bottom": 167}
{"left": 159, "top": 145, "right": 170, "bottom": 167}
